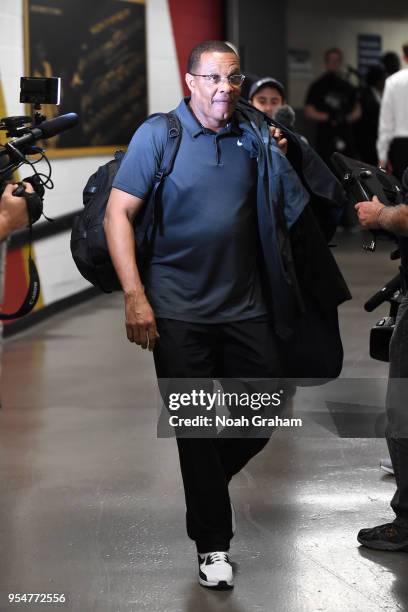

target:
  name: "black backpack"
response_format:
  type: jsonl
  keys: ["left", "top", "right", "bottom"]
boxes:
{"left": 70, "top": 112, "right": 181, "bottom": 293}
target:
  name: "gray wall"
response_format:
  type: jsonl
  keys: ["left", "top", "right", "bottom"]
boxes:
{"left": 226, "top": 0, "right": 408, "bottom": 107}
{"left": 226, "top": 0, "right": 287, "bottom": 87}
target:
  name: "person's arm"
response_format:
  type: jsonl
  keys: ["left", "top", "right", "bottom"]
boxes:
{"left": 346, "top": 100, "right": 362, "bottom": 123}
{"left": 355, "top": 195, "right": 408, "bottom": 236}
{"left": 0, "top": 216, "right": 14, "bottom": 242}
{"left": 104, "top": 187, "right": 159, "bottom": 350}
{"left": 377, "top": 79, "right": 394, "bottom": 167}
{"left": 304, "top": 80, "right": 330, "bottom": 122}
{"left": 0, "top": 182, "right": 32, "bottom": 241}
{"left": 304, "top": 104, "right": 329, "bottom": 122}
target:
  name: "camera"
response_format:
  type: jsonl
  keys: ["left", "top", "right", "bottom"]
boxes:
{"left": 0, "top": 77, "right": 79, "bottom": 321}
{"left": 331, "top": 152, "right": 406, "bottom": 251}
{"left": 0, "top": 76, "right": 79, "bottom": 222}
{"left": 331, "top": 153, "right": 408, "bottom": 362}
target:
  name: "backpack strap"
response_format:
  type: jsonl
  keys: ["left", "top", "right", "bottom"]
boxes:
{"left": 137, "top": 112, "right": 181, "bottom": 250}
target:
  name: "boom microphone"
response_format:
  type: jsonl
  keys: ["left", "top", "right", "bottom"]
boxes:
{"left": 0, "top": 113, "right": 79, "bottom": 157}
{"left": 364, "top": 274, "right": 401, "bottom": 312}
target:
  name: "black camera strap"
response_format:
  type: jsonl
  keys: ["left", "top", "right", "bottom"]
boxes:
{"left": 0, "top": 186, "right": 42, "bottom": 320}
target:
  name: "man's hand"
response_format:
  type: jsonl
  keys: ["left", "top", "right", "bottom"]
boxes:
{"left": 0, "top": 182, "right": 32, "bottom": 234}
{"left": 345, "top": 102, "right": 362, "bottom": 124}
{"left": 269, "top": 126, "right": 288, "bottom": 156}
{"left": 124, "top": 290, "right": 159, "bottom": 351}
{"left": 355, "top": 195, "right": 385, "bottom": 230}
{"left": 304, "top": 104, "right": 330, "bottom": 123}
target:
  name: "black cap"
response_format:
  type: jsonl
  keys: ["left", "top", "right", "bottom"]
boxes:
{"left": 248, "top": 77, "right": 285, "bottom": 101}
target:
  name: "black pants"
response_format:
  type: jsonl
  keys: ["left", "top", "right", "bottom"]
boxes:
{"left": 388, "top": 138, "right": 408, "bottom": 182}
{"left": 153, "top": 317, "right": 282, "bottom": 552}
{"left": 386, "top": 294, "right": 408, "bottom": 525}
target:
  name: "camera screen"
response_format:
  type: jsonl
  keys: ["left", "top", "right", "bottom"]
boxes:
{"left": 20, "top": 76, "right": 61, "bottom": 105}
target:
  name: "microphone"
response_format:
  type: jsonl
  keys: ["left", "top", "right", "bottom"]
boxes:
{"left": 274, "top": 104, "right": 296, "bottom": 129}
{"left": 4, "top": 113, "right": 79, "bottom": 152}
{"left": 364, "top": 274, "right": 401, "bottom": 312}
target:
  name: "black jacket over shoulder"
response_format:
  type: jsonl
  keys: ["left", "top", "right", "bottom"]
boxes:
{"left": 236, "top": 100, "right": 352, "bottom": 378}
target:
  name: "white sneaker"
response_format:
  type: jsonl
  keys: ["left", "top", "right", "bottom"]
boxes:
{"left": 380, "top": 458, "right": 395, "bottom": 475}
{"left": 198, "top": 551, "right": 234, "bottom": 589}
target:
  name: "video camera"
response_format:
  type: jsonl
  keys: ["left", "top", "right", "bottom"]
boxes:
{"left": 0, "top": 77, "right": 79, "bottom": 321}
{"left": 331, "top": 152, "right": 408, "bottom": 362}
{"left": 0, "top": 76, "right": 79, "bottom": 224}
{"left": 331, "top": 152, "right": 407, "bottom": 251}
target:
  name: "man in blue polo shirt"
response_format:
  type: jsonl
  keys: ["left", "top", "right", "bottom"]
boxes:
{"left": 112, "top": 91, "right": 266, "bottom": 324}
{"left": 105, "top": 40, "right": 291, "bottom": 590}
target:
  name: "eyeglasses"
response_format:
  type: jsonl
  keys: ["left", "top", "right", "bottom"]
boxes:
{"left": 189, "top": 73, "right": 246, "bottom": 87}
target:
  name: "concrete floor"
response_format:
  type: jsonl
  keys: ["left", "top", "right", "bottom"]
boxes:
{"left": 0, "top": 231, "right": 407, "bottom": 612}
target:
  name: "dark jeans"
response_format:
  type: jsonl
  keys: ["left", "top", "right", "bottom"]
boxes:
{"left": 386, "top": 294, "right": 408, "bottom": 525}
{"left": 388, "top": 138, "right": 408, "bottom": 181}
{"left": 153, "top": 317, "right": 282, "bottom": 552}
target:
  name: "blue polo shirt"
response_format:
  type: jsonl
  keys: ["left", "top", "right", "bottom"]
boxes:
{"left": 112, "top": 98, "right": 268, "bottom": 323}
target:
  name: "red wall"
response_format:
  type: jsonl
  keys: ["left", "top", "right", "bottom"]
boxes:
{"left": 168, "top": 0, "right": 224, "bottom": 95}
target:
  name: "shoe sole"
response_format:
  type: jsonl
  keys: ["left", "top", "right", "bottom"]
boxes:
{"left": 199, "top": 577, "right": 234, "bottom": 590}
{"left": 231, "top": 502, "right": 236, "bottom": 535}
{"left": 380, "top": 465, "right": 395, "bottom": 475}
{"left": 357, "top": 536, "right": 408, "bottom": 551}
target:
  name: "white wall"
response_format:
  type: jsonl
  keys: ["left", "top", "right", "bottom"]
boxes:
{"left": 0, "top": 0, "right": 182, "bottom": 308}
{"left": 146, "top": 0, "right": 183, "bottom": 113}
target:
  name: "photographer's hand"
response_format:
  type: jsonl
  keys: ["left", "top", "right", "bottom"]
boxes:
{"left": 355, "top": 195, "right": 385, "bottom": 230}
{"left": 0, "top": 182, "right": 33, "bottom": 241}
{"left": 355, "top": 196, "right": 408, "bottom": 236}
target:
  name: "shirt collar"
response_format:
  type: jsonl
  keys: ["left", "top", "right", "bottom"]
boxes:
{"left": 175, "top": 97, "right": 241, "bottom": 137}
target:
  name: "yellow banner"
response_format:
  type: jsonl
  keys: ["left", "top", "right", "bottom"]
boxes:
{"left": 0, "top": 76, "right": 6, "bottom": 145}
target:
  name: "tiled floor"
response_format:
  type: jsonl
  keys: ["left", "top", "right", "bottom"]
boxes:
{"left": 0, "top": 231, "right": 406, "bottom": 612}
